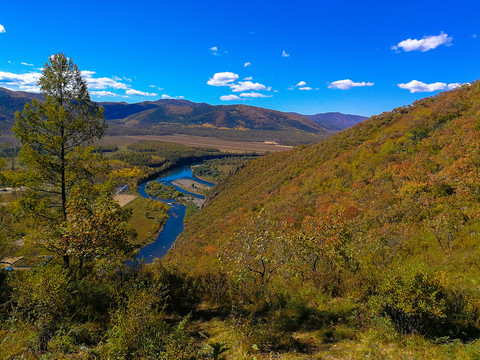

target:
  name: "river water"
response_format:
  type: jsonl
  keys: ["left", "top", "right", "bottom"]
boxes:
{"left": 135, "top": 163, "right": 214, "bottom": 262}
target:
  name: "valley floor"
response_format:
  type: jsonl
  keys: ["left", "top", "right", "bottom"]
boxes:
{"left": 125, "top": 134, "right": 293, "bottom": 153}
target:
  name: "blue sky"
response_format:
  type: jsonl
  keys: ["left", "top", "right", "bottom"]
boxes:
{"left": 0, "top": 0, "right": 479, "bottom": 116}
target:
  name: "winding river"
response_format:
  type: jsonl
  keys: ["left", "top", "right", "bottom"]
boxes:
{"left": 135, "top": 163, "right": 214, "bottom": 263}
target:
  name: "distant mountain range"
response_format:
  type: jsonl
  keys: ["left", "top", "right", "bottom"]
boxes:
{"left": 300, "top": 112, "right": 368, "bottom": 131}
{"left": 0, "top": 87, "right": 368, "bottom": 144}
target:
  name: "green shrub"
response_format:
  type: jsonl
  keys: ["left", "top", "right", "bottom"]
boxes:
{"left": 370, "top": 266, "right": 480, "bottom": 341}
{"left": 104, "top": 285, "right": 169, "bottom": 359}
{"left": 232, "top": 317, "right": 301, "bottom": 353}
{"left": 151, "top": 263, "right": 201, "bottom": 315}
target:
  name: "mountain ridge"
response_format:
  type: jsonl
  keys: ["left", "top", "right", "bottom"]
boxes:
{"left": 301, "top": 111, "right": 368, "bottom": 130}
{"left": 0, "top": 87, "right": 366, "bottom": 140}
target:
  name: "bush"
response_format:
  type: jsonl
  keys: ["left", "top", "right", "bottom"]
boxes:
{"left": 151, "top": 262, "right": 201, "bottom": 315}
{"left": 105, "top": 284, "right": 169, "bottom": 359}
{"left": 232, "top": 317, "right": 301, "bottom": 354}
{"left": 370, "top": 266, "right": 480, "bottom": 341}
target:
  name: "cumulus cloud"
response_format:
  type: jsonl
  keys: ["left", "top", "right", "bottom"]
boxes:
{"left": 207, "top": 72, "right": 239, "bottom": 87}
{"left": 290, "top": 81, "right": 314, "bottom": 90}
{"left": 282, "top": 50, "right": 290, "bottom": 57}
{"left": 392, "top": 32, "right": 452, "bottom": 52}
{"left": 210, "top": 46, "right": 219, "bottom": 55}
{"left": 397, "top": 80, "right": 463, "bottom": 93}
{"left": 244, "top": 62, "right": 251, "bottom": 67}
{"left": 126, "top": 89, "right": 158, "bottom": 96}
{"left": 208, "top": 72, "right": 272, "bottom": 97}
{"left": 90, "top": 91, "right": 118, "bottom": 97}
{"left": 81, "top": 71, "right": 129, "bottom": 90}
{"left": 21, "top": 62, "right": 33, "bottom": 66}
{"left": 230, "top": 81, "right": 270, "bottom": 92}
{"left": 328, "top": 79, "right": 374, "bottom": 90}
{"left": 0, "top": 25, "right": 5, "bottom": 33}
{"left": 244, "top": 76, "right": 253, "bottom": 80}
{"left": 161, "top": 94, "right": 184, "bottom": 99}
{"left": 239, "top": 92, "right": 273, "bottom": 98}
{"left": 0, "top": 68, "right": 149, "bottom": 97}
{"left": 0, "top": 71, "right": 42, "bottom": 91}
{"left": 220, "top": 94, "right": 241, "bottom": 101}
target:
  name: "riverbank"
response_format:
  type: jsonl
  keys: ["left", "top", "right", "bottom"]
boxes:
{"left": 172, "top": 179, "right": 210, "bottom": 196}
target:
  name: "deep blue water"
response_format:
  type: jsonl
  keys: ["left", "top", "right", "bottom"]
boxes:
{"left": 135, "top": 163, "right": 214, "bottom": 262}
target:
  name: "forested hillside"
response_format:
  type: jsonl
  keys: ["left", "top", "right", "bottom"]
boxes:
{"left": 162, "top": 81, "right": 480, "bottom": 356}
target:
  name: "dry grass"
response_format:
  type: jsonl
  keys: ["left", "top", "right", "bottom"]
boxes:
{"left": 114, "top": 194, "right": 138, "bottom": 207}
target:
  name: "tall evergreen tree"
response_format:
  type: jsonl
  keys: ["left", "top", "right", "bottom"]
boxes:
{"left": 13, "top": 53, "right": 107, "bottom": 266}
{"left": 13, "top": 53, "right": 106, "bottom": 218}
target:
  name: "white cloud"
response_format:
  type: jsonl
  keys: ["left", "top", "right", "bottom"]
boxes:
{"left": 0, "top": 25, "right": 5, "bottom": 33}
{"left": 113, "top": 75, "right": 132, "bottom": 82}
{"left": 149, "top": 85, "right": 164, "bottom": 90}
{"left": 299, "top": 87, "right": 313, "bottom": 90}
{"left": 296, "top": 81, "right": 307, "bottom": 87}
{"left": 161, "top": 94, "right": 184, "bottom": 99}
{"left": 21, "top": 62, "right": 33, "bottom": 66}
{"left": 392, "top": 32, "right": 452, "bottom": 52}
{"left": 328, "top": 79, "right": 374, "bottom": 90}
{"left": 81, "top": 71, "right": 129, "bottom": 90}
{"left": 244, "top": 62, "right": 251, "bottom": 67}
{"left": 239, "top": 92, "right": 273, "bottom": 98}
{"left": 397, "top": 80, "right": 464, "bottom": 93}
{"left": 446, "top": 83, "right": 464, "bottom": 90}
{"left": 210, "top": 46, "right": 218, "bottom": 52}
{"left": 220, "top": 95, "right": 241, "bottom": 101}
{"left": 126, "top": 89, "right": 158, "bottom": 96}
{"left": 0, "top": 71, "right": 42, "bottom": 91}
{"left": 91, "top": 91, "right": 118, "bottom": 97}
{"left": 243, "top": 76, "right": 253, "bottom": 80}
{"left": 17, "top": 86, "right": 41, "bottom": 93}
{"left": 282, "top": 50, "right": 290, "bottom": 57}
{"left": 230, "top": 81, "right": 270, "bottom": 92}
{"left": 207, "top": 72, "right": 239, "bottom": 86}
{"left": 0, "top": 69, "right": 137, "bottom": 95}
{"left": 210, "top": 46, "right": 219, "bottom": 55}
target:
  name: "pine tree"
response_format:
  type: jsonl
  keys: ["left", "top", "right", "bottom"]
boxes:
{"left": 13, "top": 53, "right": 107, "bottom": 266}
